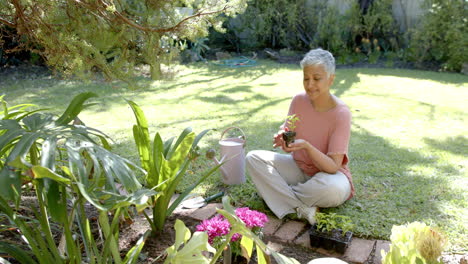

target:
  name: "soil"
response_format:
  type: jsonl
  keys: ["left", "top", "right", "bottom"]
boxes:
{"left": 0, "top": 195, "right": 326, "bottom": 264}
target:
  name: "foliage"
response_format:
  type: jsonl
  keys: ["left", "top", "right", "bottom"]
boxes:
{"left": 165, "top": 196, "right": 299, "bottom": 264}
{"left": 381, "top": 222, "right": 446, "bottom": 264}
{"left": 127, "top": 100, "right": 222, "bottom": 234}
{"left": 164, "top": 219, "right": 216, "bottom": 264}
{"left": 315, "top": 212, "right": 354, "bottom": 235}
{"left": 209, "top": 0, "right": 311, "bottom": 50}
{"left": 0, "top": 93, "right": 156, "bottom": 263}
{"left": 312, "top": 1, "right": 361, "bottom": 58}
{"left": 213, "top": 0, "right": 402, "bottom": 64}
{"left": 407, "top": 0, "right": 467, "bottom": 72}
{"left": 285, "top": 114, "right": 300, "bottom": 131}
{"left": 0, "top": 0, "right": 248, "bottom": 81}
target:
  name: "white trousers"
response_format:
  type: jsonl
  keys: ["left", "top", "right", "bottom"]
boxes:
{"left": 246, "top": 150, "right": 351, "bottom": 219}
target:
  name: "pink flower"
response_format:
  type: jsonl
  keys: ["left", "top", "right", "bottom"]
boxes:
{"left": 196, "top": 215, "right": 230, "bottom": 244}
{"left": 196, "top": 207, "right": 269, "bottom": 245}
{"left": 235, "top": 207, "right": 269, "bottom": 228}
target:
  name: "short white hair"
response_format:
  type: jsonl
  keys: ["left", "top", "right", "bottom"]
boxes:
{"left": 300, "top": 48, "right": 335, "bottom": 76}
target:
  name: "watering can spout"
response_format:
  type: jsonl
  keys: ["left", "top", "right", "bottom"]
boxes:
{"left": 211, "top": 156, "right": 229, "bottom": 177}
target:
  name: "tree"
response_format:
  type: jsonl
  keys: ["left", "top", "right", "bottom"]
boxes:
{"left": 0, "top": 0, "right": 248, "bottom": 81}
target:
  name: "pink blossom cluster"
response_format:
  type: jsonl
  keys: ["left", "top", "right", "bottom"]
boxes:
{"left": 196, "top": 215, "right": 230, "bottom": 244}
{"left": 196, "top": 207, "right": 268, "bottom": 245}
{"left": 235, "top": 207, "right": 269, "bottom": 229}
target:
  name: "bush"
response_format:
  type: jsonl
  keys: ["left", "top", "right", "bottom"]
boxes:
{"left": 407, "top": 0, "right": 467, "bottom": 72}
{"left": 208, "top": 0, "right": 404, "bottom": 65}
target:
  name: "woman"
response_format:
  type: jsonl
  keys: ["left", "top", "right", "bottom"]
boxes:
{"left": 246, "top": 48, "right": 354, "bottom": 225}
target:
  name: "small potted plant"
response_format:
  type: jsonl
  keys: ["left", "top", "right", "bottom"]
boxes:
{"left": 309, "top": 212, "right": 354, "bottom": 254}
{"left": 282, "top": 114, "right": 300, "bottom": 147}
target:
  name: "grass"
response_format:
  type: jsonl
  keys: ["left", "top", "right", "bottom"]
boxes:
{"left": 1, "top": 60, "right": 467, "bottom": 252}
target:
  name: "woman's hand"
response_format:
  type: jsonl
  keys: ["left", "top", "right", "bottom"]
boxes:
{"left": 283, "top": 139, "right": 311, "bottom": 153}
{"left": 273, "top": 128, "right": 287, "bottom": 148}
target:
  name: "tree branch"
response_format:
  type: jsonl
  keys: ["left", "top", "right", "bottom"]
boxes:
{"left": 98, "top": 0, "right": 229, "bottom": 33}
{"left": 0, "top": 16, "right": 15, "bottom": 27}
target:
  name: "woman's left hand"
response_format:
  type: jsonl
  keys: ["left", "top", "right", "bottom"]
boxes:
{"left": 283, "top": 139, "right": 311, "bottom": 152}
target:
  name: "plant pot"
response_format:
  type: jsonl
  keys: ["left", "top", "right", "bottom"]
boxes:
{"left": 309, "top": 224, "right": 353, "bottom": 254}
{"left": 282, "top": 131, "right": 296, "bottom": 147}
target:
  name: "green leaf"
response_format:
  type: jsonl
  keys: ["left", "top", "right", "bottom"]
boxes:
{"left": 22, "top": 113, "right": 55, "bottom": 131}
{"left": 123, "top": 230, "right": 151, "bottom": 264}
{"left": 240, "top": 236, "right": 254, "bottom": 261}
{"left": 166, "top": 160, "right": 223, "bottom": 215}
{"left": 55, "top": 92, "right": 98, "bottom": 125}
{"left": 127, "top": 101, "right": 151, "bottom": 171}
{"left": 161, "top": 132, "right": 194, "bottom": 183}
{"left": 45, "top": 180, "right": 67, "bottom": 223}
{"left": 149, "top": 132, "right": 164, "bottom": 186}
{"left": 133, "top": 125, "right": 151, "bottom": 173}
{"left": 6, "top": 132, "right": 41, "bottom": 164}
{"left": 0, "top": 242, "right": 36, "bottom": 264}
{"left": 165, "top": 219, "right": 215, "bottom": 264}
{"left": 0, "top": 167, "right": 21, "bottom": 202}
{"left": 256, "top": 244, "right": 270, "bottom": 264}
{"left": 32, "top": 166, "right": 71, "bottom": 184}
{"left": 166, "top": 127, "right": 192, "bottom": 160}
{"left": 0, "top": 119, "right": 22, "bottom": 130}
{"left": 40, "top": 136, "right": 57, "bottom": 168}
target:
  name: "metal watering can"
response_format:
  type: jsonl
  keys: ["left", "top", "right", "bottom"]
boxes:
{"left": 208, "top": 127, "right": 246, "bottom": 185}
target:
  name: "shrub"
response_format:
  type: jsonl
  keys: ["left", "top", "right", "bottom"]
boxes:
{"left": 407, "top": 0, "right": 467, "bottom": 72}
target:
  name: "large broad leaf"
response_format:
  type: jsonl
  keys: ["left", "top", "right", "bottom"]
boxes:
{"left": 0, "top": 119, "right": 22, "bottom": 130}
{"left": 6, "top": 133, "right": 41, "bottom": 164}
{"left": 55, "top": 92, "right": 98, "bottom": 125}
{"left": 0, "top": 167, "right": 21, "bottom": 202}
{"left": 101, "top": 188, "right": 158, "bottom": 211}
{"left": 0, "top": 129, "right": 24, "bottom": 157}
{"left": 160, "top": 132, "right": 195, "bottom": 185}
{"left": 166, "top": 127, "right": 193, "bottom": 160}
{"left": 164, "top": 219, "right": 215, "bottom": 264}
{"left": 133, "top": 125, "right": 151, "bottom": 173}
{"left": 148, "top": 132, "right": 164, "bottom": 187}
{"left": 32, "top": 166, "right": 71, "bottom": 184}
{"left": 22, "top": 113, "right": 55, "bottom": 131}
{"left": 40, "top": 135, "right": 57, "bottom": 169}
{"left": 127, "top": 100, "right": 151, "bottom": 171}
{"left": 45, "top": 181, "right": 68, "bottom": 224}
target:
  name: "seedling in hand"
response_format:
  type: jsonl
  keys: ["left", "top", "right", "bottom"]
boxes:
{"left": 282, "top": 114, "right": 300, "bottom": 147}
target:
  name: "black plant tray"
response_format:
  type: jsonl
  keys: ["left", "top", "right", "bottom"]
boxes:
{"left": 309, "top": 224, "right": 353, "bottom": 254}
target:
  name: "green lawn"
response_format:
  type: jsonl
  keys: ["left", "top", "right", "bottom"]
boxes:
{"left": 1, "top": 61, "right": 467, "bottom": 252}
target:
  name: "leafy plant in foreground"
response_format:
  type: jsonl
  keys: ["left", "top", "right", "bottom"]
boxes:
{"left": 128, "top": 100, "right": 222, "bottom": 235}
{"left": 0, "top": 93, "right": 156, "bottom": 263}
{"left": 381, "top": 221, "right": 446, "bottom": 264}
{"left": 164, "top": 196, "right": 300, "bottom": 264}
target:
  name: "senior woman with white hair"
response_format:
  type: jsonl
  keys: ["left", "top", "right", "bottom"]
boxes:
{"left": 246, "top": 48, "right": 354, "bottom": 225}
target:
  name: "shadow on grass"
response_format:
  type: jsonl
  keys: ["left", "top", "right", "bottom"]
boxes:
{"left": 423, "top": 135, "right": 468, "bottom": 157}
{"left": 330, "top": 127, "right": 465, "bottom": 239}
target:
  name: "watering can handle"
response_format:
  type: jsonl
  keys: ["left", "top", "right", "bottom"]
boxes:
{"left": 220, "top": 126, "right": 246, "bottom": 148}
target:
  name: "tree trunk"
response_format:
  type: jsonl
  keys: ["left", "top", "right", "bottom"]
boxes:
{"left": 150, "top": 62, "right": 162, "bottom": 80}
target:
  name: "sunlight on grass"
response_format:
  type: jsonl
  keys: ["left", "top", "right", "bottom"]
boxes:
{"left": 1, "top": 61, "right": 467, "bottom": 252}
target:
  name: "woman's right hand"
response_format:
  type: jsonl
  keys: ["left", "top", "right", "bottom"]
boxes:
{"left": 273, "top": 127, "right": 288, "bottom": 148}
